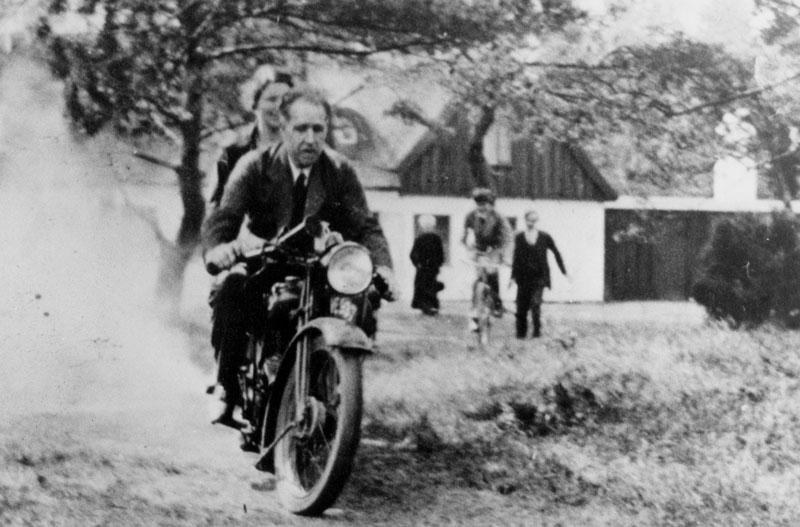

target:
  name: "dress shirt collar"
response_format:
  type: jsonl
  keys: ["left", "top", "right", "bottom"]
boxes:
{"left": 287, "top": 155, "right": 310, "bottom": 185}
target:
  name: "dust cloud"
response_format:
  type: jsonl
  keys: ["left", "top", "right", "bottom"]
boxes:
{"left": 0, "top": 54, "right": 218, "bottom": 452}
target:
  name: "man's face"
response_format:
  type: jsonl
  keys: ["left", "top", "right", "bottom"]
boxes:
{"left": 281, "top": 99, "right": 328, "bottom": 168}
{"left": 476, "top": 202, "right": 492, "bottom": 215}
{"left": 526, "top": 212, "right": 539, "bottom": 229}
{"left": 256, "top": 82, "right": 291, "bottom": 130}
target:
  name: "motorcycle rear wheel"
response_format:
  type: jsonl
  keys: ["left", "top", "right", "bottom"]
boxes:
{"left": 274, "top": 337, "right": 363, "bottom": 516}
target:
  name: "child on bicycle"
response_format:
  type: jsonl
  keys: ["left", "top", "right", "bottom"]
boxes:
{"left": 462, "top": 188, "right": 512, "bottom": 325}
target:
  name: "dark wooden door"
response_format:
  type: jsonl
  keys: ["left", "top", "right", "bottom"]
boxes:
{"left": 605, "top": 210, "right": 712, "bottom": 301}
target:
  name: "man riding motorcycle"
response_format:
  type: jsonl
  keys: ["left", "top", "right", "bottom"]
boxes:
{"left": 202, "top": 86, "right": 395, "bottom": 428}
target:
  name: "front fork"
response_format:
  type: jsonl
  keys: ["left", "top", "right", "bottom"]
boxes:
{"left": 293, "top": 273, "right": 313, "bottom": 429}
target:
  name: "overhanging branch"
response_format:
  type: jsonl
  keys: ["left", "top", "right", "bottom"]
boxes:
{"left": 133, "top": 150, "right": 182, "bottom": 172}
{"left": 200, "top": 116, "right": 250, "bottom": 141}
{"left": 203, "top": 37, "right": 448, "bottom": 61}
{"left": 664, "top": 71, "right": 800, "bottom": 117}
{"left": 523, "top": 60, "right": 625, "bottom": 71}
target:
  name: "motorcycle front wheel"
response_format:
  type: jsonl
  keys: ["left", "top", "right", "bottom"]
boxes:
{"left": 274, "top": 336, "right": 363, "bottom": 516}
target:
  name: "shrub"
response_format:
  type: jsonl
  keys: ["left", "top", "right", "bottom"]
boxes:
{"left": 692, "top": 210, "right": 800, "bottom": 328}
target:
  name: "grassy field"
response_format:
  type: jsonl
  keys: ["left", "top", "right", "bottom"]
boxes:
{"left": 3, "top": 300, "right": 800, "bottom": 526}
{"left": 343, "top": 302, "right": 800, "bottom": 526}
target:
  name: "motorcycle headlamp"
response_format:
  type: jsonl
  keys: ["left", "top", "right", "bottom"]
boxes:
{"left": 325, "top": 242, "right": 373, "bottom": 295}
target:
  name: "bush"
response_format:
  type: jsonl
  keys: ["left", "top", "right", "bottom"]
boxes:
{"left": 692, "top": 211, "right": 800, "bottom": 328}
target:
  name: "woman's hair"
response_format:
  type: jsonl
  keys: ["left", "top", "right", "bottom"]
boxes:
{"left": 251, "top": 71, "right": 294, "bottom": 110}
{"left": 417, "top": 214, "right": 436, "bottom": 231}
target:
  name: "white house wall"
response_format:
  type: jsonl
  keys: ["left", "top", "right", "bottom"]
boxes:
{"left": 365, "top": 192, "right": 606, "bottom": 303}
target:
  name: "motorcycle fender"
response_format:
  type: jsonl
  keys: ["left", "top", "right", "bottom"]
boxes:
{"left": 255, "top": 318, "right": 371, "bottom": 473}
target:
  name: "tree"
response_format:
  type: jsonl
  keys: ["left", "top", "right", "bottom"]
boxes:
{"left": 693, "top": 210, "right": 800, "bottom": 328}
{"left": 428, "top": 0, "right": 800, "bottom": 203}
{"left": 424, "top": 18, "right": 755, "bottom": 196}
{"left": 39, "top": 0, "right": 559, "bottom": 308}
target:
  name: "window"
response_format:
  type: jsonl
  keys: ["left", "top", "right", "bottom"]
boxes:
{"left": 483, "top": 118, "right": 512, "bottom": 167}
{"left": 413, "top": 214, "right": 450, "bottom": 265}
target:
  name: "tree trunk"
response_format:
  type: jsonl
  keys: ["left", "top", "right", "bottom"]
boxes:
{"left": 467, "top": 104, "right": 496, "bottom": 190}
{"left": 156, "top": 66, "right": 206, "bottom": 307}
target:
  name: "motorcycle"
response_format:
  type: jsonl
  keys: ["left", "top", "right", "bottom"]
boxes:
{"left": 207, "top": 217, "right": 386, "bottom": 516}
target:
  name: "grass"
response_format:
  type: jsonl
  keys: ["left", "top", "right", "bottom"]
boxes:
{"left": 342, "top": 304, "right": 800, "bottom": 526}
{"left": 4, "top": 301, "right": 800, "bottom": 526}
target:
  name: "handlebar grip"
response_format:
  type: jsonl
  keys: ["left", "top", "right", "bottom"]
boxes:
{"left": 205, "top": 260, "right": 224, "bottom": 276}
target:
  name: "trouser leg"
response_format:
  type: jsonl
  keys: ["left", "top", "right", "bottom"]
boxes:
{"left": 531, "top": 286, "right": 544, "bottom": 337}
{"left": 209, "top": 266, "right": 249, "bottom": 406}
{"left": 515, "top": 281, "right": 532, "bottom": 338}
{"left": 487, "top": 271, "right": 502, "bottom": 311}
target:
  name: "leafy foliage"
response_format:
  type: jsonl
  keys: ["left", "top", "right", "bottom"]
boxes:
{"left": 436, "top": 20, "right": 758, "bottom": 195}
{"left": 692, "top": 211, "right": 800, "bottom": 328}
{"left": 736, "top": 0, "right": 800, "bottom": 203}
{"left": 36, "top": 0, "right": 549, "bottom": 300}
{"left": 40, "top": 0, "right": 545, "bottom": 140}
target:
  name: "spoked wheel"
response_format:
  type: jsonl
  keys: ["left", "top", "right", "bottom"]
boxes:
{"left": 477, "top": 312, "right": 491, "bottom": 346}
{"left": 472, "top": 282, "right": 492, "bottom": 347}
{"left": 274, "top": 336, "right": 363, "bottom": 516}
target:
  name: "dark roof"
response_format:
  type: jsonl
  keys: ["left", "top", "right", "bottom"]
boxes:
{"left": 316, "top": 67, "right": 616, "bottom": 200}
{"left": 395, "top": 106, "right": 618, "bottom": 201}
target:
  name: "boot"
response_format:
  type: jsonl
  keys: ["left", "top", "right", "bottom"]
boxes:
{"left": 209, "top": 384, "right": 247, "bottom": 430}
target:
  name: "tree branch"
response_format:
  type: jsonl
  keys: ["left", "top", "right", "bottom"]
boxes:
{"left": 665, "top": 71, "right": 800, "bottom": 117}
{"left": 202, "top": 38, "right": 444, "bottom": 60}
{"left": 133, "top": 150, "right": 182, "bottom": 172}
{"left": 200, "top": 116, "right": 250, "bottom": 141}
{"left": 142, "top": 94, "right": 186, "bottom": 127}
{"left": 189, "top": 0, "right": 223, "bottom": 40}
{"left": 244, "top": 6, "right": 454, "bottom": 39}
{"left": 523, "top": 60, "right": 625, "bottom": 70}
{"left": 386, "top": 100, "right": 455, "bottom": 137}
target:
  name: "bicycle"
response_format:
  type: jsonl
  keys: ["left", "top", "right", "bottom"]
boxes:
{"left": 468, "top": 252, "right": 503, "bottom": 347}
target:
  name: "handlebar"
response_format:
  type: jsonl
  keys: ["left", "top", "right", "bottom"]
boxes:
{"left": 464, "top": 250, "right": 507, "bottom": 270}
{"left": 205, "top": 220, "right": 312, "bottom": 276}
{"left": 205, "top": 244, "right": 275, "bottom": 276}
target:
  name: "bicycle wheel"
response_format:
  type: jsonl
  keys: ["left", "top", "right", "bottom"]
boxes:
{"left": 473, "top": 282, "right": 492, "bottom": 347}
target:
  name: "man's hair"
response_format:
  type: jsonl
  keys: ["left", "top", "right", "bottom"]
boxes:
{"left": 251, "top": 71, "right": 294, "bottom": 110}
{"left": 524, "top": 209, "right": 539, "bottom": 222}
{"left": 278, "top": 85, "right": 332, "bottom": 124}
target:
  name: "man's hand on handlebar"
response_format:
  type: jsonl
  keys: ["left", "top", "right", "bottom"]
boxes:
{"left": 204, "top": 241, "right": 242, "bottom": 275}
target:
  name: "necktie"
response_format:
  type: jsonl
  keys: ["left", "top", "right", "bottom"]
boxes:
{"left": 289, "top": 171, "right": 307, "bottom": 228}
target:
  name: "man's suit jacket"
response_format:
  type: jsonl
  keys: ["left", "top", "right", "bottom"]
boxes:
{"left": 202, "top": 143, "right": 392, "bottom": 268}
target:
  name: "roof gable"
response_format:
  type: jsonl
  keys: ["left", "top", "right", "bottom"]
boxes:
{"left": 309, "top": 66, "right": 616, "bottom": 199}
{"left": 396, "top": 108, "right": 618, "bottom": 201}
